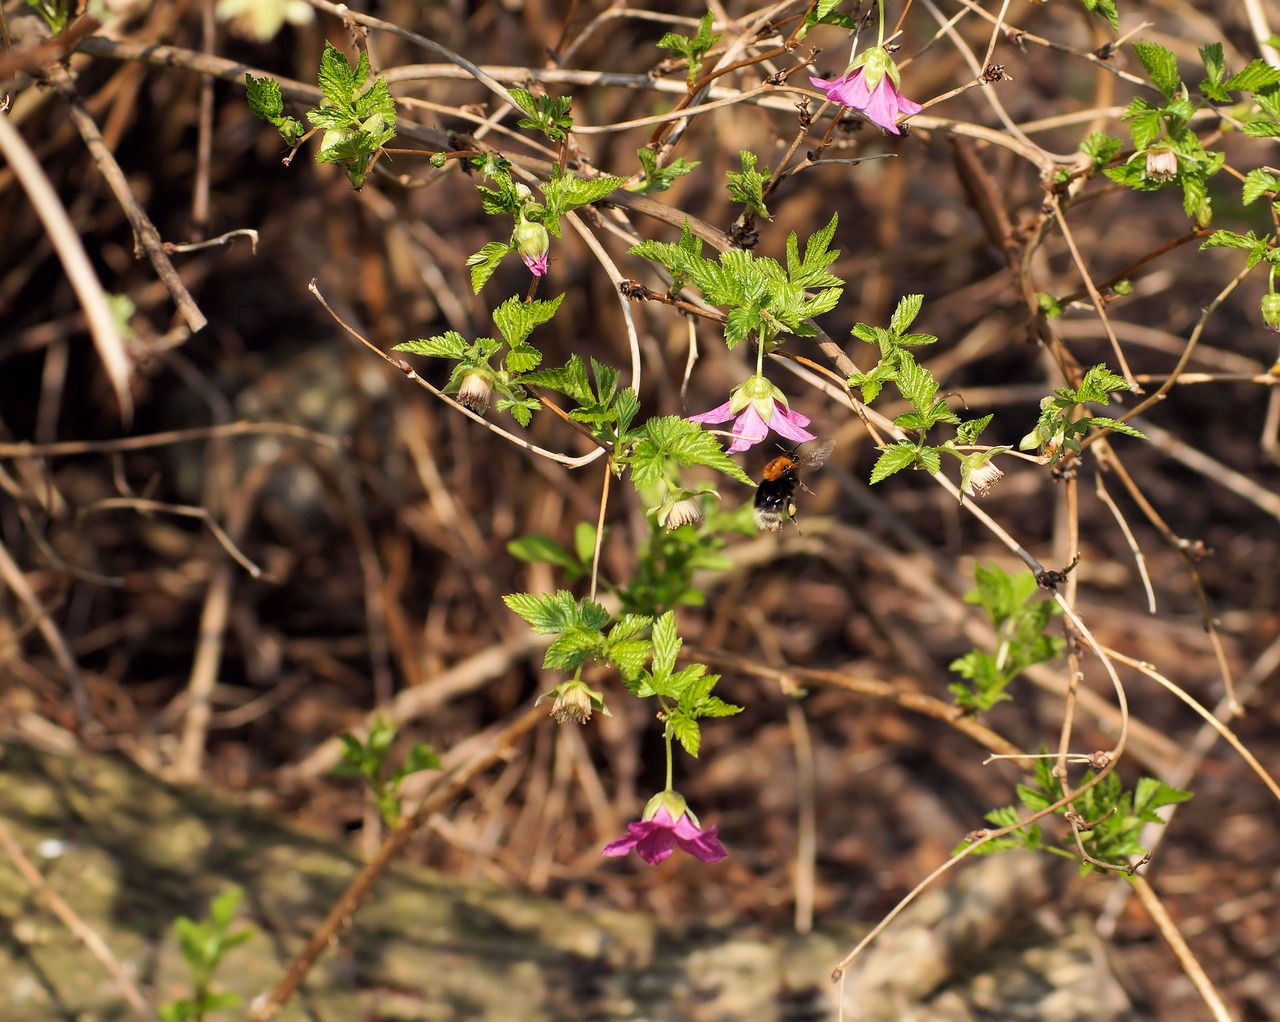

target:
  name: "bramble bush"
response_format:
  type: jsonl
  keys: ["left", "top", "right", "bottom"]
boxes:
{"left": 6, "top": 0, "right": 1280, "bottom": 1017}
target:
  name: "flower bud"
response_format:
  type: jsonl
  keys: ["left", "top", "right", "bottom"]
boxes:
{"left": 513, "top": 218, "right": 550, "bottom": 277}
{"left": 1262, "top": 293, "right": 1280, "bottom": 333}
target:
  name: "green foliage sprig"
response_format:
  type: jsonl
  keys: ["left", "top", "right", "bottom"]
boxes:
{"left": 961, "top": 756, "right": 1192, "bottom": 876}
{"left": 657, "top": 11, "right": 722, "bottom": 85}
{"left": 159, "top": 889, "right": 253, "bottom": 1022}
{"left": 245, "top": 41, "right": 397, "bottom": 188}
{"left": 333, "top": 715, "right": 441, "bottom": 827}
{"left": 949, "top": 565, "right": 1064, "bottom": 713}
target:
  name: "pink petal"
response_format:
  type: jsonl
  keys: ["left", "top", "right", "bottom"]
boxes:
{"left": 727, "top": 405, "right": 769, "bottom": 452}
{"left": 688, "top": 399, "right": 736, "bottom": 425}
{"left": 810, "top": 71, "right": 871, "bottom": 109}
{"left": 634, "top": 829, "right": 678, "bottom": 865}
{"left": 860, "top": 77, "right": 903, "bottom": 134}
{"left": 769, "top": 402, "right": 817, "bottom": 444}
{"left": 676, "top": 825, "right": 727, "bottom": 863}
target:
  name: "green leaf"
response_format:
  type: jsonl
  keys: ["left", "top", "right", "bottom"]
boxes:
{"left": 726, "top": 151, "right": 771, "bottom": 219}
{"left": 669, "top": 713, "right": 702, "bottom": 757}
{"left": 520, "top": 355, "right": 593, "bottom": 403}
{"left": 1086, "top": 417, "right": 1146, "bottom": 439}
{"left": 507, "top": 534, "right": 583, "bottom": 575}
{"left": 1198, "top": 43, "right": 1227, "bottom": 101}
{"left": 1076, "top": 364, "right": 1131, "bottom": 402}
{"left": 787, "top": 213, "right": 842, "bottom": 288}
{"left": 1079, "top": 130, "right": 1123, "bottom": 169}
{"left": 894, "top": 352, "right": 939, "bottom": 414}
{"left": 955, "top": 414, "right": 993, "bottom": 445}
{"left": 503, "top": 590, "right": 580, "bottom": 632}
{"left": 651, "top": 610, "right": 681, "bottom": 678}
{"left": 317, "top": 41, "right": 362, "bottom": 108}
{"left": 657, "top": 10, "right": 721, "bottom": 82}
{"left": 630, "top": 147, "right": 700, "bottom": 195}
{"left": 492, "top": 293, "right": 564, "bottom": 347}
{"left": 466, "top": 242, "right": 512, "bottom": 293}
{"left": 393, "top": 330, "right": 470, "bottom": 359}
{"left": 870, "top": 441, "right": 919, "bottom": 484}
{"left": 1133, "top": 777, "right": 1193, "bottom": 823}
{"left": 245, "top": 73, "right": 284, "bottom": 120}
{"left": 1132, "top": 40, "right": 1181, "bottom": 99}
{"left": 1224, "top": 59, "right": 1280, "bottom": 94}
{"left": 635, "top": 416, "right": 754, "bottom": 487}
{"left": 1243, "top": 119, "right": 1280, "bottom": 138}
{"left": 1080, "top": 0, "right": 1119, "bottom": 30}
{"left": 890, "top": 293, "right": 924, "bottom": 335}
{"left": 1242, "top": 170, "right": 1280, "bottom": 205}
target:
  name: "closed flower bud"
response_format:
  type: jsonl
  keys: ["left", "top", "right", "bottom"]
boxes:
{"left": 1262, "top": 293, "right": 1280, "bottom": 333}
{"left": 513, "top": 218, "right": 550, "bottom": 277}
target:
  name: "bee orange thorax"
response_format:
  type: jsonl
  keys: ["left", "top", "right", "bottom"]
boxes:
{"left": 760, "top": 455, "right": 797, "bottom": 481}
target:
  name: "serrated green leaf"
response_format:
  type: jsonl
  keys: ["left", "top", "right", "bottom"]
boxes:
{"left": 894, "top": 352, "right": 938, "bottom": 412}
{"left": 245, "top": 73, "right": 284, "bottom": 120}
{"left": 1243, "top": 169, "right": 1280, "bottom": 205}
{"left": 503, "top": 590, "right": 578, "bottom": 632}
{"left": 520, "top": 355, "right": 593, "bottom": 402}
{"left": 1077, "top": 364, "right": 1131, "bottom": 402}
{"left": 1243, "top": 119, "right": 1280, "bottom": 138}
{"left": 466, "top": 241, "right": 511, "bottom": 293}
{"left": 1225, "top": 59, "right": 1280, "bottom": 94}
{"left": 544, "top": 628, "right": 605, "bottom": 670}
{"left": 1132, "top": 40, "right": 1181, "bottom": 99}
{"left": 1087, "top": 417, "right": 1146, "bottom": 439}
{"left": 890, "top": 294, "right": 924, "bottom": 334}
{"left": 870, "top": 441, "right": 918, "bottom": 484}
{"left": 492, "top": 293, "right": 564, "bottom": 347}
{"left": 1080, "top": 131, "right": 1123, "bottom": 169}
{"left": 317, "top": 41, "right": 359, "bottom": 108}
{"left": 651, "top": 610, "right": 680, "bottom": 678}
{"left": 669, "top": 713, "right": 701, "bottom": 757}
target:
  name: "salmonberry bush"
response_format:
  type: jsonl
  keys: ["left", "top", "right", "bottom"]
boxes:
{"left": 3, "top": 0, "right": 1280, "bottom": 1018}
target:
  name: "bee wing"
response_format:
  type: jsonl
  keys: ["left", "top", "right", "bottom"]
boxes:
{"left": 799, "top": 438, "right": 836, "bottom": 471}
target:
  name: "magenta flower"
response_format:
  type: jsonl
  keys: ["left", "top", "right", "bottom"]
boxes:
{"left": 522, "top": 250, "right": 549, "bottom": 277}
{"left": 810, "top": 46, "right": 921, "bottom": 135}
{"left": 689, "top": 374, "right": 816, "bottom": 453}
{"left": 513, "top": 218, "right": 550, "bottom": 277}
{"left": 602, "top": 794, "right": 727, "bottom": 866}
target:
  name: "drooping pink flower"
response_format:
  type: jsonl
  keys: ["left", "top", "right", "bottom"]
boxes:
{"left": 689, "top": 375, "right": 816, "bottom": 453}
{"left": 522, "top": 250, "right": 549, "bottom": 276}
{"left": 810, "top": 46, "right": 922, "bottom": 136}
{"left": 602, "top": 798, "right": 727, "bottom": 866}
{"left": 513, "top": 218, "right": 550, "bottom": 277}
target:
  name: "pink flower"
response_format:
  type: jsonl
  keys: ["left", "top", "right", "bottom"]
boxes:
{"left": 602, "top": 797, "right": 727, "bottom": 866}
{"left": 810, "top": 47, "right": 921, "bottom": 135}
{"left": 522, "top": 250, "right": 549, "bottom": 276}
{"left": 513, "top": 218, "right": 550, "bottom": 277}
{"left": 689, "top": 375, "right": 816, "bottom": 453}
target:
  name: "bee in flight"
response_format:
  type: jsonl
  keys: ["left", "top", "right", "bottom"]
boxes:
{"left": 753, "top": 438, "right": 836, "bottom": 531}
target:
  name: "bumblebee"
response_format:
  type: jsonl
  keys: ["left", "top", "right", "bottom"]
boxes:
{"left": 753, "top": 438, "right": 836, "bottom": 531}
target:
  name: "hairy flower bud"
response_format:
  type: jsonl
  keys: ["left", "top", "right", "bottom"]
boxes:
{"left": 513, "top": 218, "right": 550, "bottom": 277}
{"left": 1262, "top": 293, "right": 1280, "bottom": 333}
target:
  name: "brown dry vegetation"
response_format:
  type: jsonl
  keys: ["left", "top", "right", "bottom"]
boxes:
{"left": 2, "top": 1, "right": 1279, "bottom": 1019}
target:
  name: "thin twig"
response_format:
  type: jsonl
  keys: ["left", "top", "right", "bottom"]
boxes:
{"left": 249, "top": 701, "right": 547, "bottom": 1022}
{"left": 42, "top": 63, "right": 206, "bottom": 335}
{"left": 0, "top": 105, "right": 132, "bottom": 421}
{"left": 0, "top": 820, "right": 160, "bottom": 1022}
